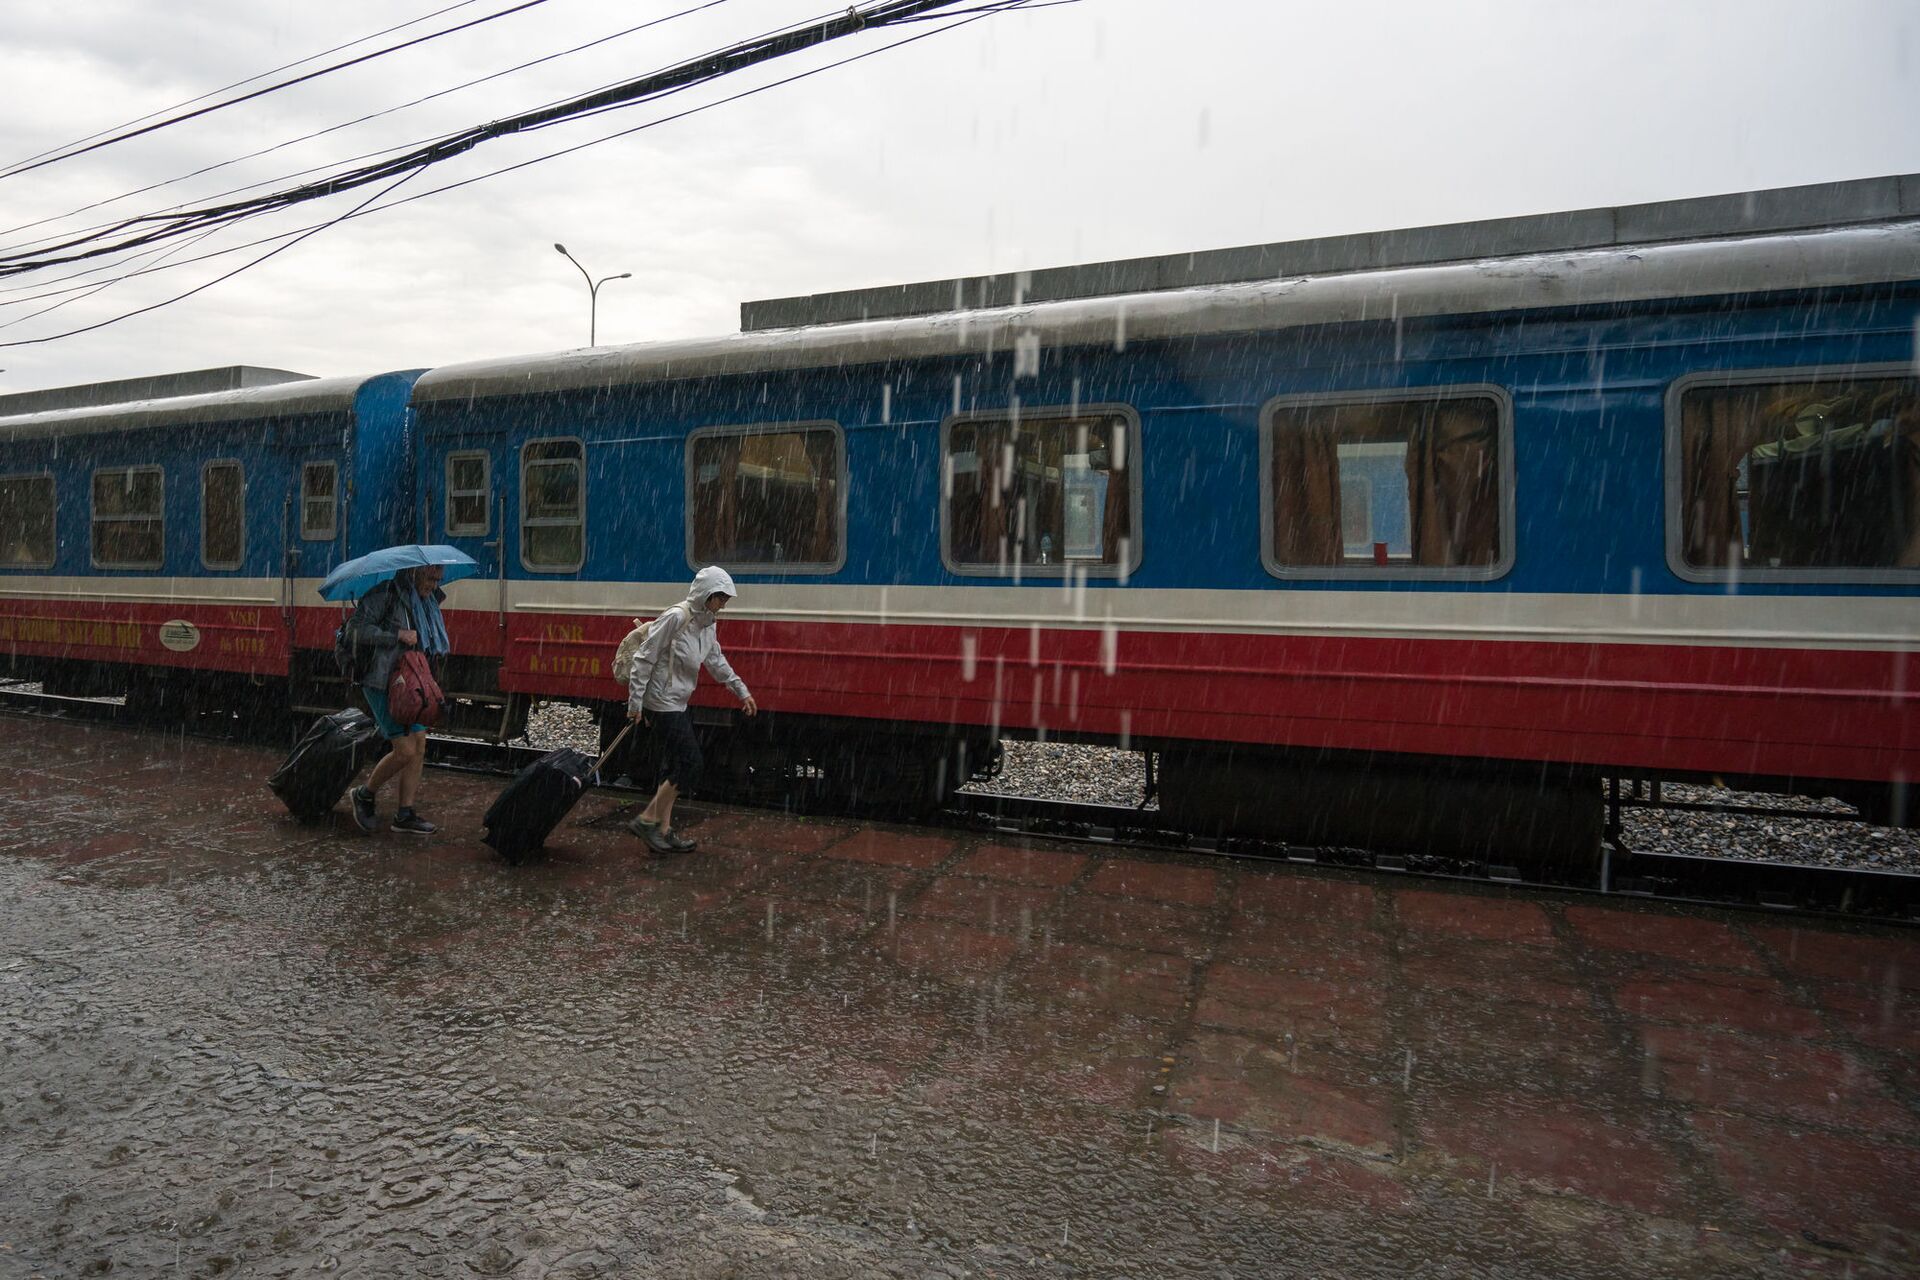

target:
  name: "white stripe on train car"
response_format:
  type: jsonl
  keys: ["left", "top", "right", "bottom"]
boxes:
{"left": 0, "top": 575, "right": 280, "bottom": 604}
{"left": 6, "top": 575, "right": 1914, "bottom": 652}
{"left": 432, "top": 579, "right": 1920, "bottom": 652}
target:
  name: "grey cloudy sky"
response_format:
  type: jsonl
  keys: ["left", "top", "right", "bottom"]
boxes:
{"left": 1, "top": 0, "right": 1916, "bottom": 393}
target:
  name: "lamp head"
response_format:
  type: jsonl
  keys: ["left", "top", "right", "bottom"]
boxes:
{"left": 553, "top": 243, "right": 568, "bottom": 255}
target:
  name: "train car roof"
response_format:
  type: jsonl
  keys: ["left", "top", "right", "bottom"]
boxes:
{"left": 0, "top": 365, "right": 314, "bottom": 418}
{"left": 414, "top": 209, "right": 1920, "bottom": 406}
{"left": 741, "top": 172, "right": 1920, "bottom": 329}
{"left": 0, "top": 373, "right": 379, "bottom": 441}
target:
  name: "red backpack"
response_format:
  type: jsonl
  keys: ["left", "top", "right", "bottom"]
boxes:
{"left": 387, "top": 649, "right": 445, "bottom": 728}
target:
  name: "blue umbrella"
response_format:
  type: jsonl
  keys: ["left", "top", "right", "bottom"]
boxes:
{"left": 317, "top": 544, "right": 480, "bottom": 602}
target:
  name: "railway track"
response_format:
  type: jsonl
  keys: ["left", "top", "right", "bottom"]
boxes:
{"left": 5, "top": 685, "right": 1917, "bottom": 925}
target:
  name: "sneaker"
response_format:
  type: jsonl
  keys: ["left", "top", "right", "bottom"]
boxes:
{"left": 627, "top": 812, "right": 659, "bottom": 838}
{"left": 391, "top": 810, "right": 437, "bottom": 836}
{"left": 350, "top": 785, "right": 378, "bottom": 834}
{"left": 642, "top": 824, "right": 677, "bottom": 855}
{"left": 663, "top": 830, "right": 697, "bottom": 852}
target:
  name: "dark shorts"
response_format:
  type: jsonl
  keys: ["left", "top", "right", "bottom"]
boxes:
{"left": 651, "top": 710, "right": 702, "bottom": 789}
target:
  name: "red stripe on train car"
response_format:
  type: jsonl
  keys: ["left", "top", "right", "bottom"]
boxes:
{"left": 464, "top": 611, "right": 1920, "bottom": 785}
{"left": 0, "top": 597, "right": 286, "bottom": 675}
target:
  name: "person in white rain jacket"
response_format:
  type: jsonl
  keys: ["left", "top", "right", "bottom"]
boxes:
{"left": 626, "top": 565, "right": 757, "bottom": 853}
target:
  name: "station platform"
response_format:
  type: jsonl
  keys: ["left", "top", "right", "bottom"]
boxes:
{"left": 0, "top": 715, "right": 1915, "bottom": 1277}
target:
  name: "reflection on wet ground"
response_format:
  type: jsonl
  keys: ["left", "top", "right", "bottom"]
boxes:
{"left": 1, "top": 716, "right": 1916, "bottom": 1277}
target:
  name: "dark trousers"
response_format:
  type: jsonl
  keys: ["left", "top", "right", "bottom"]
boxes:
{"left": 651, "top": 710, "right": 702, "bottom": 790}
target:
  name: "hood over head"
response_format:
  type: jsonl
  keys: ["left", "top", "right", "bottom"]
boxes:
{"left": 685, "top": 566, "right": 737, "bottom": 616}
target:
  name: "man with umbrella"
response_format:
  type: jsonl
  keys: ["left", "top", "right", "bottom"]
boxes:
{"left": 320, "top": 546, "right": 472, "bottom": 836}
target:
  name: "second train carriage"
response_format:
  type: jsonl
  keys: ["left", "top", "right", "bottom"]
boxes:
{"left": 407, "top": 178, "right": 1920, "bottom": 868}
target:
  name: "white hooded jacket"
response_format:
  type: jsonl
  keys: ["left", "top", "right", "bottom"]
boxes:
{"left": 627, "top": 566, "right": 751, "bottom": 714}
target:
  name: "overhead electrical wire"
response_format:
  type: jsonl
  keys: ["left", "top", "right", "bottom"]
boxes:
{"left": 0, "top": 0, "right": 736, "bottom": 250}
{"left": 2, "top": 0, "right": 495, "bottom": 174}
{"left": 0, "top": 0, "right": 845, "bottom": 294}
{"left": 0, "top": 0, "right": 559, "bottom": 183}
{"left": 0, "top": 0, "right": 1062, "bottom": 347}
{"left": 0, "top": 0, "right": 1006, "bottom": 280}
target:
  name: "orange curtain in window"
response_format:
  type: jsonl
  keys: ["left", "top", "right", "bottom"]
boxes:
{"left": 693, "top": 435, "right": 743, "bottom": 561}
{"left": 948, "top": 425, "right": 1007, "bottom": 566}
{"left": 1898, "top": 399, "right": 1920, "bottom": 567}
{"left": 977, "top": 424, "right": 1011, "bottom": 566}
{"left": 801, "top": 429, "right": 839, "bottom": 563}
{"left": 1100, "top": 424, "right": 1128, "bottom": 567}
{"left": 1269, "top": 412, "right": 1341, "bottom": 566}
{"left": 1406, "top": 401, "right": 1500, "bottom": 567}
{"left": 1679, "top": 387, "right": 1773, "bottom": 571}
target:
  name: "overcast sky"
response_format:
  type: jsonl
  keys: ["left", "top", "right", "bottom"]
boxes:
{"left": 1, "top": 0, "right": 1916, "bottom": 393}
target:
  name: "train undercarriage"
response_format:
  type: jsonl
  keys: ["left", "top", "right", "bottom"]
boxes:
{"left": 8, "top": 649, "right": 1912, "bottom": 875}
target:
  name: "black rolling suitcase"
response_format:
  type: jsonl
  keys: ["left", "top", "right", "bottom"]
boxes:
{"left": 268, "top": 708, "right": 384, "bottom": 820}
{"left": 482, "top": 725, "right": 631, "bottom": 865}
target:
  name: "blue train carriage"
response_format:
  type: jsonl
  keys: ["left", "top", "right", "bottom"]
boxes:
{"left": 0, "top": 370, "right": 419, "bottom": 722}
{"left": 410, "top": 173, "right": 1920, "bottom": 866}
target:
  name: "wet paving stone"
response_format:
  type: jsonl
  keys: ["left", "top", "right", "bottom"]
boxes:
{"left": 1687, "top": 1113, "right": 1920, "bottom": 1264}
{"left": 1395, "top": 888, "right": 1559, "bottom": 946}
{"left": 1218, "top": 913, "right": 1394, "bottom": 980}
{"left": 1613, "top": 969, "right": 1828, "bottom": 1039}
{"left": 1172, "top": 1030, "right": 1399, "bottom": 1159}
{"left": 1404, "top": 994, "right": 1627, "bottom": 1093}
{"left": 950, "top": 841, "right": 1089, "bottom": 886}
{"left": 1082, "top": 857, "right": 1218, "bottom": 907}
{"left": 1565, "top": 906, "right": 1768, "bottom": 972}
{"left": 1414, "top": 1095, "right": 1703, "bottom": 1220}
{"left": 1396, "top": 940, "right": 1592, "bottom": 1009}
{"left": 1754, "top": 923, "right": 1920, "bottom": 994}
{"left": 821, "top": 827, "right": 958, "bottom": 870}
{"left": 2, "top": 714, "right": 1918, "bottom": 1277}
{"left": 1054, "top": 893, "right": 1216, "bottom": 957}
{"left": 902, "top": 874, "right": 1060, "bottom": 934}
{"left": 1638, "top": 1026, "right": 1917, "bottom": 1136}
{"left": 1194, "top": 962, "right": 1391, "bottom": 1054}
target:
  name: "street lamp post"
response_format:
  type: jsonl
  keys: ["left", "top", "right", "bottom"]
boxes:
{"left": 553, "top": 243, "right": 630, "bottom": 347}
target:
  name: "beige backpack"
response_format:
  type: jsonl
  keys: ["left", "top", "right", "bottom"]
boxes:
{"left": 611, "top": 603, "right": 690, "bottom": 686}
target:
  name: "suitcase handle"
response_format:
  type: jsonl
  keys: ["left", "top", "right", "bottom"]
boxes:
{"left": 596, "top": 722, "right": 635, "bottom": 772}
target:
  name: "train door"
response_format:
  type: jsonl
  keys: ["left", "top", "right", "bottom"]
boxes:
{"left": 434, "top": 444, "right": 519, "bottom": 739}
{"left": 285, "top": 449, "right": 349, "bottom": 714}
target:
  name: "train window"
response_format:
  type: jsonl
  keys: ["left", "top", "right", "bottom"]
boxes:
{"left": 686, "top": 423, "right": 844, "bottom": 572}
{"left": 301, "top": 462, "right": 338, "bottom": 541}
{"left": 201, "top": 461, "right": 245, "bottom": 570}
{"left": 446, "top": 451, "right": 490, "bottom": 537}
{"left": 0, "top": 474, "right": 56, "bottom": 568}
{"left": 1670, "top": 368, "right": 1919, "bottom": 580}
{"left": 91, "top": 466, "right": 165, "bottom": 570}
{"left": 521, "top": 438, "right": 584, "bottom": 571}
{"left": 942, "top": 406, "right": 1140, "bottom": 577}
{"left": 1261, "top": 387, "right": 1512, "bottom": 580}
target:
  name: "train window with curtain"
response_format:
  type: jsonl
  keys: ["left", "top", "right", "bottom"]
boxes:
{"left": 942, "top": 407, "right": 1139, "bottom": 576}
{"left": 686, "top": 423, "right": 843, "bottom": 572}
{"left": 201, "top": 460, "right": 245, "bottom": 570}
{"left": 521, "top": 438, "right": 584, "bottom": 571}
{"left": 0, "top": 474, "right": 56, "bottom": 568}
{"left": 1672, "top": 369, "right": 1919, "bottom": 579}
{"left": 300, "top": 462, "right": 337, "bottom": 541}
{"left": 1262, "top": 387, "right": 1512, "bottom": 580}
{"left": 92, "top": 466, "right": 165, "bottom": 569}
{"left": 446, "top": 451, "right": 490, "bottom": 537}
